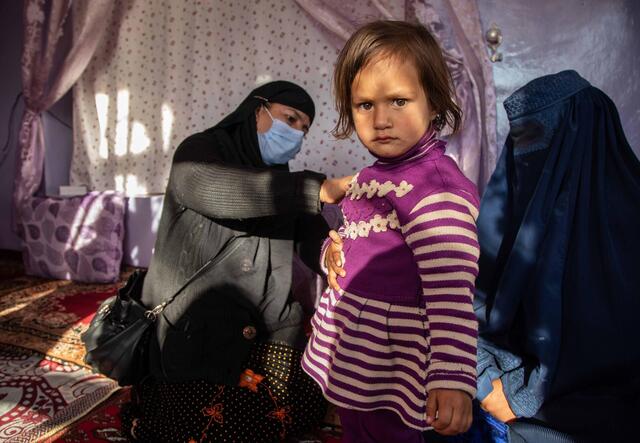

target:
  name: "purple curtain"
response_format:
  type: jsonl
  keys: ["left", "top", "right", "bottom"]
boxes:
{"left": 295, "top": 0, "right": 497, "bottom": 193}
{"left": 13, "top": 0, "right": 112, "bottom": 230}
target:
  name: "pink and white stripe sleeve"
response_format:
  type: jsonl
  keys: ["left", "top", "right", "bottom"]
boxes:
{"left": 400, "top": 189, "right": 480, "bottom": 397}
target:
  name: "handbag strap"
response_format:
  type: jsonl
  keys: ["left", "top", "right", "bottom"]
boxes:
{"left": 144, "top": 236, "right": 240, "bottom": 322}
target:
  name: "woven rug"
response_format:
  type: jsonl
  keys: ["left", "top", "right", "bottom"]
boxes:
{"left": 0, "top": 252, "right": 128, "bottom": 442}
{"left": 0, "top": 267, "right": 132, "bottom": 368}
{"left": 38, "top": 389, "right": 131, "bottom": 443}
{"left": 0, "top": 344, "right": 119, "bottom": 442}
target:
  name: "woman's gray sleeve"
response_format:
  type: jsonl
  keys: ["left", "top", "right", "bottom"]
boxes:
{"left": 170, "top": 159, "right": 324, "bottom": 219}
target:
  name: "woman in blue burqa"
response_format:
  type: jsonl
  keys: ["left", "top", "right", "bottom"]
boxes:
{"left": 474, "top": 70, "right": 640, "bottom": 442}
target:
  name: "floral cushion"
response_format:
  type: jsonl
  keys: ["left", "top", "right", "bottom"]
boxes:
{"left": 19, "top": 192, "right": 125, "bottom": 283}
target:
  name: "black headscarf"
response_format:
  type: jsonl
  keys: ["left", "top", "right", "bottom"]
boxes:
{"left": 203, "top": 81, "right": 315, "bottom": 168}
{"left": 474, "top": 71, "right": 640, "bottom": 431}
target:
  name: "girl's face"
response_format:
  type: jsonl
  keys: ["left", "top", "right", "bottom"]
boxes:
{"left": 351, "top": 55, "right": 436, "bottom": 159}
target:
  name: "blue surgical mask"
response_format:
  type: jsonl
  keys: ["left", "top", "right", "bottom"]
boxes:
{"left": 257, "top": 107, "right": 304, "bottom": 165}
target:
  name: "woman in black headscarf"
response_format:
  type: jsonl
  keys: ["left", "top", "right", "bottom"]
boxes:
{"left": 124, "top": 81, "right": 352, "bottom": 442}
{"left": 474, "top": 70, "right": 640, "bottom": 442}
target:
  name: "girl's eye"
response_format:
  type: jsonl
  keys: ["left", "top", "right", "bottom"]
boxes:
{"left": 393, "top": 98, "right": 407, "bottom": 107}
{"left": 287, "top": 115, "right": 297, "bottom": 124}
{"left": 359, "top": 102, "right": 373, "bottom": 111}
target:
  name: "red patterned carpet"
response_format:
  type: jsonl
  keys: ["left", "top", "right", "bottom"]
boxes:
{"left": 0, "top": 251, "right": 123, "bottom": 442}
{"left": 0, "top": 260, "right": 133, "bottom": 368}
{"left": 0, "top": 251, "right": 342, "bottom": 442}
{"left": 0, "top": 345, "right": 118, "bottom": 442}
{"left": 40, "top": 388, "right": 131, "bottom": 443}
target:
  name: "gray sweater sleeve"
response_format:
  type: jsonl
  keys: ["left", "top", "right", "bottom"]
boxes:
{"left": 169, "top": 151, "right": 324, "bottom": 220}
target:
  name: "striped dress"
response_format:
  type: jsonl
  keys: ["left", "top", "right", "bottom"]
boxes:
{"left": 302, "top": 133, "right": 480, "bottom": 431}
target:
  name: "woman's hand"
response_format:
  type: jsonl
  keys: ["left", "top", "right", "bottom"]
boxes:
{"left": 480, "top": 378, "right": 517, "bottom": 423}
{"left": 320, "top": 175, "right": 353, "bottom": 204}
{"left": 325, "top": 230, "right": 345, "bottom": 291}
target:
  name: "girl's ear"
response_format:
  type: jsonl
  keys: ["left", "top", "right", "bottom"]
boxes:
{"left": 427, "top": 100, "right": 437, "bottom": 122}
{"left": 428, "top": 109, "right": 437, "bottom": 130}
{"left": 432, "top": 113, "right": 445, "bottom": 131}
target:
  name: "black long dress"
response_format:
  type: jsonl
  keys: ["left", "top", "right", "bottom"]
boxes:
{"left": 126, "top": 81, "right": 330, "bottom": 442}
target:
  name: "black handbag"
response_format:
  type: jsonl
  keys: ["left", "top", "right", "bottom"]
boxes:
{"left": 82, "top": 258, "right": 217, "bottom": 386}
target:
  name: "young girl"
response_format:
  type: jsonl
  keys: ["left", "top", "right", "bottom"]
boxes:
{"left": 302, "top": 21, "right": 480, "bottom": 442}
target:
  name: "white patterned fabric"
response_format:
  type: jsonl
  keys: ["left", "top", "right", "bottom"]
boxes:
{"left": 349, "top": 178, "right": 414, "bottom": 200}
{"left": 343, "top": 210, "right": 400, "bottom": 239}
{"left": 71, "top": 0, "right": 373, "bottom": 195}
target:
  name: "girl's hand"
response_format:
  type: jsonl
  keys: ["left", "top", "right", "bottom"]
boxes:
{"left": 320, "top": 175, "right": 353, "bottom": 204}
{"left": 325, "top": 230, "right": 345, "bottom": 291}
{"left": 426, "top": 389, "right": 473, "bottom": 436}
{"left": 480, "top": 378, "right": 517, "bottom": 423}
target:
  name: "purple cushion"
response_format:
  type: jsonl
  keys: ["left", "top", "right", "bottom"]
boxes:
{"left": 20, "top": 192, "right": 125, "bottom": 283}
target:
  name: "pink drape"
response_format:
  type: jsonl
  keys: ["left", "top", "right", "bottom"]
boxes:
{"left": 295, "top": 0, "right": 497, "bottom": 193}
{"left": 13, "top": 0, "right": 112, "bottom": 230}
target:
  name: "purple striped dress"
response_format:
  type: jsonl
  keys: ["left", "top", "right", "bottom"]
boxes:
{"left": 302, "top": 131, "right": 480, "bottom": 431}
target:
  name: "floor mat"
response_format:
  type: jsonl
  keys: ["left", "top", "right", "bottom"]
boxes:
{"left": 0, "top": 344, "right": 119, "bottom": 443}
{"left": 39, "top": 388, "right": 130, "bottom": 443}
{"left": 0, "top": 270, "right": 131, "bottom": 368}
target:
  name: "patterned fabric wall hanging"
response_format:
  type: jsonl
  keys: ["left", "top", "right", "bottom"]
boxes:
{"left": 71, "top": 0, "right": 374, "bottom": 195}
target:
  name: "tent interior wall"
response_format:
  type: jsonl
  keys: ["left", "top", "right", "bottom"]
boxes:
{"left": 1, "top": 0, "right": 638, "bottom": 262}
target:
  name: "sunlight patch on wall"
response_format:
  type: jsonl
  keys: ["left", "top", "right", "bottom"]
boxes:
{"left": 114, "top": 174, "right": 148, "bottom": 195}
{"left": 108, "top": 90, "right": 152, "bottom": 156}
{"left": 161, "top": 103, "right": 174, "bottom": 152}
{"left": 130, "top": 121, "right": 151, "bottom": 154}
{"left": 114, "top": 90, "right": 130, "bottom": 157}
{"left": 95, "top": 93, "right": 110, "bottom": 159}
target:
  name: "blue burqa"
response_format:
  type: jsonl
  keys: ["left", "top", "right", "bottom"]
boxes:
{"left": 474, "top": 70, "right": 640, "bottom": 439}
